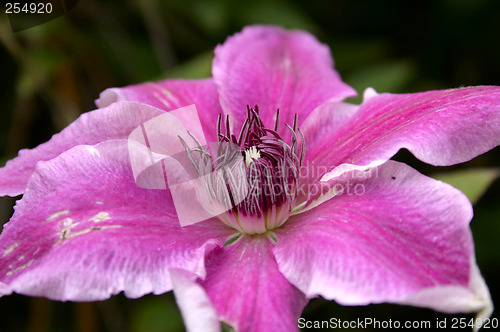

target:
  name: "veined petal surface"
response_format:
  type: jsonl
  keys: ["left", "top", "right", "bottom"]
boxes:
{"left": 202, "top": 236, "right": 307, "bottom": 332}
{"left": 0, "top": 140, "right": 233, "bottom": 301}
{"left": 0, "top": 102, "right": 164, "bottom": 197}
{"left": 96, "top": 78, "right": 223, "bottom": 142}
{"left": 311, "top": 87, "right": 500, "bottom": 181}
{"left": 274, "top": 161, "right": 491, "bottom": 316}
{"left": 212, "top": 25, "right": 356, "bottom": 133}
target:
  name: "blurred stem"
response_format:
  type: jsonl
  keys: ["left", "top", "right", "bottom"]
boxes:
{"left": 0, "top": 14, "right": 23, "bottom": 59}
{"left": 6, "top": 96, "right": 36, "bottom": 156}
{"left": 77, "top": 302, "right": 99, "bottom": 332}
{"left": 27, "top": 298, "right": 53, "bottom": 332}
{"left": 97, "top": 298, "right": 128, "bottom": 332}
{"left": 136, "top": 0, "right": 176, "bottom": 71}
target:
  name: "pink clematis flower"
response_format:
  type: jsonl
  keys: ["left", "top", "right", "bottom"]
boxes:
{"left": 0, "top": 25, "right": 499, "bottom": 332}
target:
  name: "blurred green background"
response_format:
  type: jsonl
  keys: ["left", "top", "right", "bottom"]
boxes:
{"left": 1, "top": 0, "right": 499, "bottom": 331}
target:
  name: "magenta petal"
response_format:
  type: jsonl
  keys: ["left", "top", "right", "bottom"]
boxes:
{"left": 171, "top": 269, "right": 221, "bottom": 332}
{"left": 0, "top": 102, "right": 165, "bottom": 197}
{"left": 402, "top": 262, "right": 493, "bottom": 320}
{"left": 0, "top": 140, "right": 234, "bottom": 301}
{"left": 299, "top": 101, "right": 360, "bottom": 189}
{"left": 301, "top": 101, "right": 359, "bottom": 153}
{"left": 212, "top": 25, "right": 356, "bottom": 132}
{"left": 96, "top": 78, "right": 223, "bottom": 142}
{"left": 202, "top": 236, "right": 307, "bottom": 332}
{"left": 312, "top": 86, "right": 500, "bottom": 176}
{"left": 274, "top": 161, "right": 491, "bottom": 315}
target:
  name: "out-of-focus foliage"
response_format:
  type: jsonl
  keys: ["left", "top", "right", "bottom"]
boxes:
{"left": 0, "top": 0, "right": 499, "bottom": 331}
{"left": 130, "top": 295, "right": 184, "bottom": 332}
{"left": 433, "top": 168, "right": 499, "bottom": 205}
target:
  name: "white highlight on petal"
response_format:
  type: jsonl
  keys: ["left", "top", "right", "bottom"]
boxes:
{"left": 68, "top": 226, "right": 122, "bottom": 239}
{"left": 152, "top": 92, "right": 172, "bottom": 109}
{"left": 147, "top": 82, "right": 177, "bottom": 104}
{"left": 320, "top": 160, "right": 385, "bottom": 183}
{"left": 89, "top": 212, "right": 111, "bottom": 222}
{"left": 60, "top": 218, "right": 73, "bottom": 227}
{"left": 363, "top": 87, "right": 379, "bottom": 101}
{"left": 46, "top": 210, "right": 70, "bottom": 221}
{"left": 295, "top": 160, "right": 386, "bottom": 215}
{"left": 7, "top": 259, "right": 34, "bottom": 276}
{"left": 3, "top": 243, "right": 18, "bottom": 256}
{"left": 54, "top": 225, "right": 122, "bottom": 246}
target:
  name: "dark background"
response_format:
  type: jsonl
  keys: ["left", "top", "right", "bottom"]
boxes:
{"left": 0, "top": 0, "right": 499, "bottom": 331}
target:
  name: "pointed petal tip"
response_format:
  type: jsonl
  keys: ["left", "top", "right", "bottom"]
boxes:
{"left": 363, "top": 87, "right": 378, "bottom": 100}
{"left": 401, "top": 259, "right": 492, "bottom": 322}
{"left": 276, "top": 161, "right": 482, "bottom": 317}
{"left": 213, "top": 24, "right": 356, "bottom": 131}
{"left": 95, "top": 88, "right": 120, "bottom": 108}
{"left": 0, "top": 102, "right": 166, "bottom": 197}
{"left": 312, "top": 85, "right": 500, "bottom": 173}
{"left": 0, "top": 140, "right": 232, "bottom": 302}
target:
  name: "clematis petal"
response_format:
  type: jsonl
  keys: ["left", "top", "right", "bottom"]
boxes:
{"left": 212, "top": 25, "right": 356, "bottom": 132}
{"left": 201, "top": 236, "right": 307, "bottom": 332}
{"left": 0, "top": 140, "right": 234, "bottom": 301}
{"left": 96, "top": 78, "right": 223, "bottom": 142}
{"left": 311, "top": 86, "right": 500, "bottom": 180}
{"left": 298, "top": 101, "right": 360, "bottom": 190}
{"left": 0, "top": 281, "right": 11, "bottom": 296}
{"left": 402, "top": 261, "right": 493, "bottom": 323}
{"left": 274, "top": 161, "right": 492, "bottom": 316}
{"left": 300, "top": 101, "right": 359, "bottom": 152}
{"left": 0, "top": 102, "right": 165, "bottom": 197}
{"left": 171, "top": 268, "right": 221, "bottom": 332}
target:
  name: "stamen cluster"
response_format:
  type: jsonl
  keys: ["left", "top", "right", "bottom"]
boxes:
{"left": 182, "top": 106, "right": 305, "bottom": 234}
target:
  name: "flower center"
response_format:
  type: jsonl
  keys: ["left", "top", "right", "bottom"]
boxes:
{"left": 245, "top": 146, "right": 261, "bottom": 167}
{"left": 181, "top": 106, "right": 305, "bottom": 235}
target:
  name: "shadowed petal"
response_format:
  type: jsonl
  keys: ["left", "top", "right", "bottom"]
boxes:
{"left": 202, "top": 236, "right": 307, "bottom": 332}
{"left": 274, "top": 161, "right": 491, "bottom": 316}
{"left": 96, "top": 78, "right": 223, "bottom": 142}
{"left": 0, "top": 140, "right": 234, "bottom": 301}
{"left": 171, "top": 269, "right": 221, "bottom": 332}
{"left": 0, "top": 102, "right": 165, "bottom": 197}
{"left": 311, "top": 86, "right": 500, "bottom": 181}
{"left": 212, "top": 25, "right": 356, "bottom": 133}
